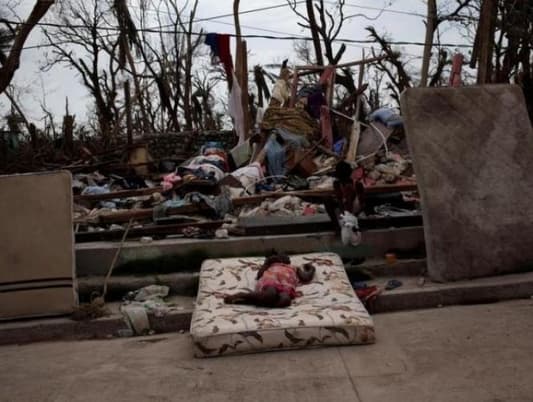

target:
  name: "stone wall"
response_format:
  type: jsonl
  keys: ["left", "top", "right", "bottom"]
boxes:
{"left": 144, "top": 130, "right": 237, "bottom": 159}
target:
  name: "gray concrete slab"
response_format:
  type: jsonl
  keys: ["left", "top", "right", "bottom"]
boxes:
{"left": 3, "top": 270, "right": 533, "bottom": 346}
{"left": 1, "top": 300, "right": 532, "bottom": 402}
{"left": 401, "top": 84, "right": 533, "bottom": 282}
{"left": 76, "top": 228, "right": 425, "bottom": 276}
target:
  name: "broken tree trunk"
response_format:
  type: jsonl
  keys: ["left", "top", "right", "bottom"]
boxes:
{"left": 241, "top": 40, "right": 250, "bottom": 139}
{"left": 474, "top": 0, "right": 497, "bottom": 84}
{"left": 63, "top": 114, "right": 74, "bottom": 156}
{"left": 124, "top": 80, "right": 133, "bottom": 146}
{"left": 420, "top": 0, "right": 437, "bottom": 88}
{"left": 0, "top": 0, "right": 55, "bottom": 94}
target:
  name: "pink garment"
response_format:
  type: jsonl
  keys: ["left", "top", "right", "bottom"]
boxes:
{"left": 161, "top": 173, "right": 181, "bottom": 191}
{"left": 256, "top": 263, "right": 300, "bottom": 299}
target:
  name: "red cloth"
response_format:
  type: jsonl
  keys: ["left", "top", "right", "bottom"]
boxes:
{"left": 256, "top": 263, "right": 300, "bottom": 299}
{"left": 217, "top": 34, "right": 233, "bottom": 79}
{"left": 334, "top": 181, "right": 357, "bottom": 212}
{"left": 320, "top": 105, "right": 333, "bottom": 149}
{"left": 319, "top": 65, "right": 335, "bottom": 85}
{"left": 449, "top": 53, "right": 464, "bottom": 87}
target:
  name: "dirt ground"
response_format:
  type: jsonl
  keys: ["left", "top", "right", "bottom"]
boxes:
{"left": 1, "top": 300, "right": 532, "bottom": 402}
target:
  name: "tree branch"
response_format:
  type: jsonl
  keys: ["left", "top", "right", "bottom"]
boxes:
{"left": 0, "top": 0, "right": 55, "bottom": 94}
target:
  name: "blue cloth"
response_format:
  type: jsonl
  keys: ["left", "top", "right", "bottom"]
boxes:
{"left": 204, "top": 33, "right": 219, "bottom": 57}
{"left": 333, "top": 138, "right": 346, "bottom": 156}
{"left": 265, "top": 136, "right": 286, "bottom": 179}
{"left": 369, "top": 107, "right": 403, "bottom": 128}
{"left": 275, "top": 128, "right": 310, "bottom": 148}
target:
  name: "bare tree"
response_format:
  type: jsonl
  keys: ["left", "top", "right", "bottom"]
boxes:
{"left": 287, "top": 0, "right": 355, "bottom": 92}
{"left": 0, "top": 0, "right": 55, "bottom": 94}
{"left": 192, "top": 68, "right": 222, "bottom": 130}
{"left": 128, "top": 0, "right": 205, "bottom": 131}
{"left": 42, "top": 1, "right": 120, "bottom": 141}
{"left": 420, "top": 0, "right": 472, "bottom": 87}
{"left": 366, "top": 27, "right": 413, "bottom": 105}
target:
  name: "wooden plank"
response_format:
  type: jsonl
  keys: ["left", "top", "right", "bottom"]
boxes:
{"left": 296, "top": 55, "right": 387, "bottom": 75}
{"left": 74, "top": 186, "right": 165, "bottom": 203}
{"left": 75, "top": 220, "right": 228, "bottom": 243}
{"left": 89, "top": 186, "right": 417, "bottom": 225}
{"left": 237, "top": 213, "right": 422, "bottom": 236}
{"left": 238, "top": 214, "right": 334, "bottom": 236}
{"left": 364, "top": 183, "right": 418, "bottom": 194}
{"left": 346, "top": 122, "right": 361, "bottom": 162}
{"left": 346, "top": 51, "right": 365, "bottom": 162}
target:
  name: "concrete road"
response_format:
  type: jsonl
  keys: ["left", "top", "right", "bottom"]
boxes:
{"left": 1, "top": 300, "right": 533, "bottom": 402}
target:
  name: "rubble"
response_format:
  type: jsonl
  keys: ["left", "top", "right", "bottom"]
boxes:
{"left": 2, "top": 56, "right": 420, "bottom": 244}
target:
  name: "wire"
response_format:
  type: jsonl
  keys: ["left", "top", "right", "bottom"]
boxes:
{"left": 6, "top": 18, "right": 474, "bottom": 49}
{"left": 342, "top": 1, "right": 426, "bottom": 18}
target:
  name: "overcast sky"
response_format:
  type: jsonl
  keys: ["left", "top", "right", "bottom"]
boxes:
{"left": 1, "top": 0, "right": 473, "bottom": 126}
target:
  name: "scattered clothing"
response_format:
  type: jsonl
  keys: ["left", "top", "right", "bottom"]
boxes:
{"left": 305, "top": 86, "right": 327, "bottom": 119}
{"left": 205, "top": 33, "right": 233, "bottom": 78}
{"left": 369, "top": 107, "right": 403, "bottom": 128}
{"left": 228, "top": 72, "right": 246, "bottom": 144}
{"left": 231, "top": 162, "right": 264, "bottom": 193}
{"left": 185, "top": 190, "right": 233, "bottom": 219}
{"left": 340, "top": 211, "right": 362, "bottom": 247}
{"left": 82, "top": 184, "right": 117, "bottom": 208}
{"left": 270, "top": 67, "right": 291, "bottom": 107}
{"left": 354, "top": 285, "right": 381, "bottom": 308}
{"left": 265, "top": 135, "right": 287, "bottom": 178}
{"left": 121, "top": 285, "right": 172, "bottom": 335}
{"left": 385, "top": 279, "right": 403, "bottom": 291}
{"left": 160, "top": 172, "right": 181, "bottom": 191}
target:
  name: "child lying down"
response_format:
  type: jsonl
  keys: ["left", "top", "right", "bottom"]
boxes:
{"left": 224, "top": 254, "right": 315, "bottom": 308}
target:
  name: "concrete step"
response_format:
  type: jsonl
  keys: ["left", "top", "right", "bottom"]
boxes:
{"left": 3, "top": 271, "right": 533, "bottom": 346}
{"left": 75, "top": 228, "right": 425, "bottom": 276}
{"left": 78, "top": 273, "right": 199, "bottom": 302}
{"left": 0, "top": 296, "right": 194, "bottom": 346}
{"left": 77, "top": 257, "right": 427, "bottom": 301}
{"left": 345, "top": 258, "right": 426, "bottom": 278}
{"left": 368, "top": 272, "right": 533, "bottom": 313}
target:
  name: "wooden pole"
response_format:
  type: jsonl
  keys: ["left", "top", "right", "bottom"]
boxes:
{"left": 346, "top": 51, "right": 366, "bottom": 162}
{"left": 29, "top": 123, "right": 37, "bottom": 151}
{"left": 124, "top": 80, "right": 133, "bottom": 146}
{"left": 296, "top": 55, "right": 387, "bottom": 73}
{"left": 63, "top": 97, "right": 74, "bottom": 156}
{"left": 420, "top": 0, "right": 437, "bottom": 87}
{"left": 476, "top": 0, "right": 497, "bottom": 84}
{"left": 241, "top": 40, "right": 250, "bottom": 139}
{"left": 233, "top": 0, "right": 242, "bottom": 81}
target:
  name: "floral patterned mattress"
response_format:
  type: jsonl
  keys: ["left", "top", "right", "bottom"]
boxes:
{"left": 190, "top": 252, "right": 375, "bottom": 357}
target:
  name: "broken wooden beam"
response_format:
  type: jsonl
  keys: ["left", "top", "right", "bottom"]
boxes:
{"left": 75, "top": 220, "right": 228, "bottom": 243}
{"left": 295, "top": 55, "right": 387, "bottom": 77}
{"left": 83, "top": 186, "right": 417, "bottom": 225}
{"left": 74, "top": 186, "right": 165, "bottom": 203}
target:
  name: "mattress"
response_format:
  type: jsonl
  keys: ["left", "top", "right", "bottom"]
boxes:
{"left": 0, "top": 171, "right": 76, "bottom": 320}
{"left": 190, "top": 252, "right": 375, "bottom": 357}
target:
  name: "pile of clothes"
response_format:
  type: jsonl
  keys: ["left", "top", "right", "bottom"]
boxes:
{"left": 238, "top": 195, "right": 323, "bottom": 218}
